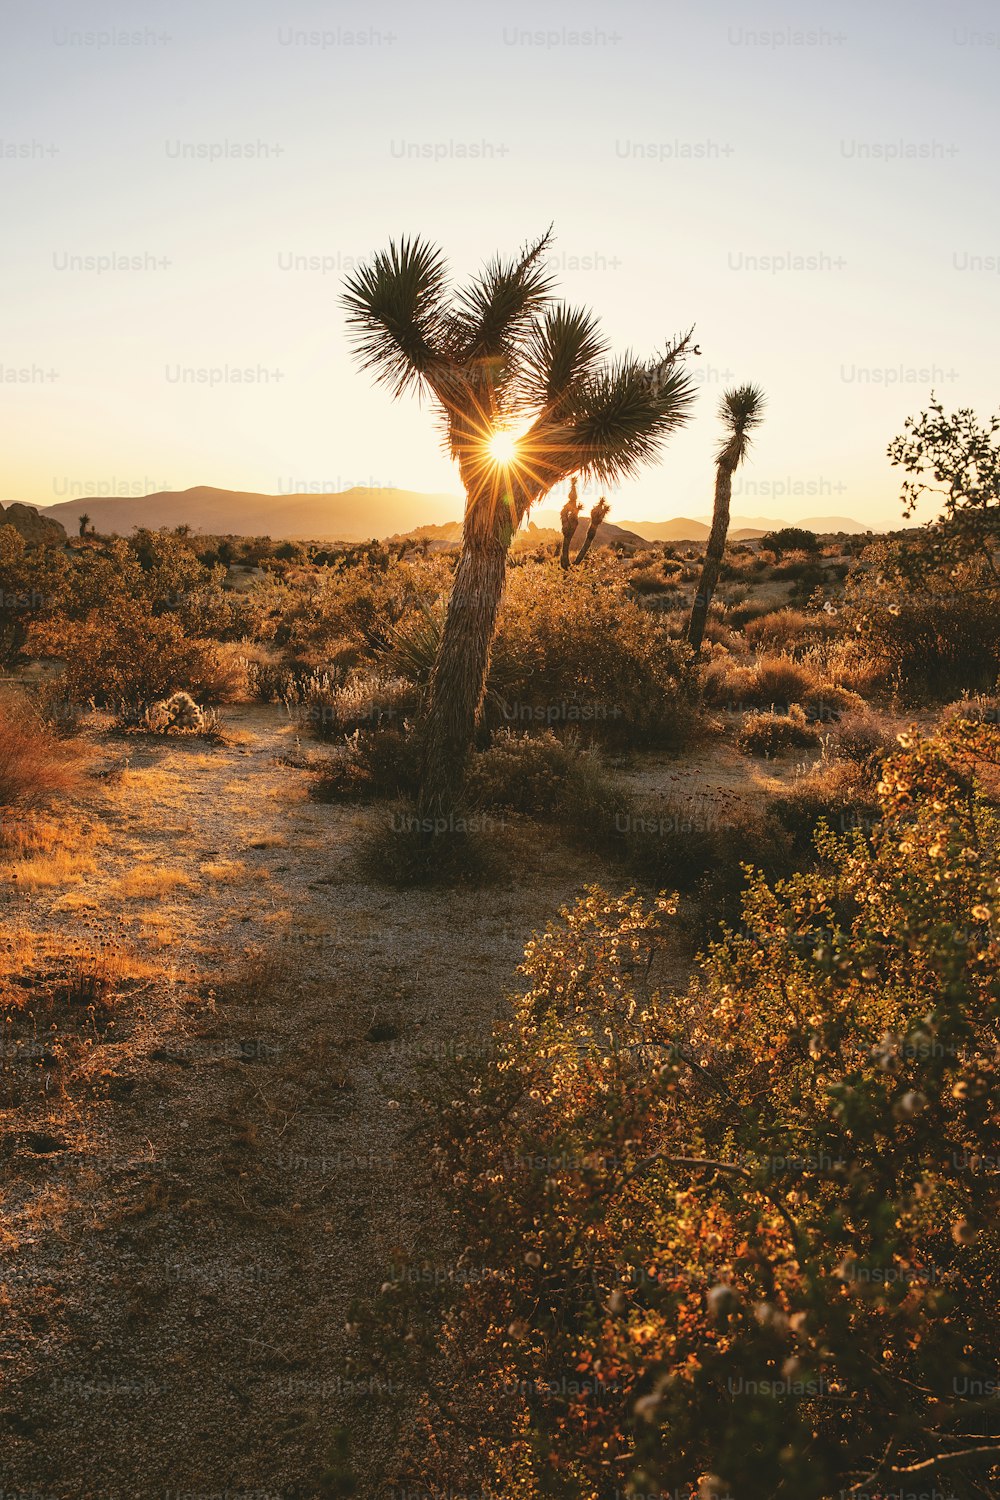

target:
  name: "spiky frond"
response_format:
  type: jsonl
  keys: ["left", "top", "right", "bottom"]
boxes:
{"left": 555, "top": 356, "right": 698, "bottom": 484}
{"left": 341, "top": 236, "right": 452, "bottom": 399}
{"left": 342, "top": 232, "right": 699, "bottom": 509}
{"left": 448, "top": 228, "right": 556, "bottom": 365}
{"left": 717, "top": 382, "right": 767, "bottom": 468}
{"left": 522, "top": 304, "right": 609, "bottom": 415}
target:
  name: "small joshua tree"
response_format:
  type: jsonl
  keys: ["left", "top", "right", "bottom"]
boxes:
{"left": 559, "top": 477, "right": 582, "bottom": 570}
{"left": 687, "top": 383, "right": 766, "bottom": 653}
{"left": 574, "top": 496, "right": 610, "bottom": 566}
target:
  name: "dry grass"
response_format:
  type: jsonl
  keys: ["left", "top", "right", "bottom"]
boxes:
{"left": 6, "top": 848, "right": 99, "bottom": 889}
{"left": 130, "top": 911, "right": 182, "bottom": 948}
{"left": 0, "top": 694, "right": 89, "bottom": 810}
{"left": 244, "top": 831, "right": 287, "bottom": 849}
{"left": 215, "top": 945, "right": 296, "bottom": 1006}
{"left": 703, "top": 651, "right": 860, "bottom": 720}
{"left": 111, "top": 866, "right": 200, "bottom": 900}
{"left": 737, "top": 706, "right": 823, "bottom": 757}
{"left": 0, "top": 932, "right": 167, "bottom": 1103}
{"left": 198, "top": 859, "right": 252, "bottom": 884}
{"left": 744, "top": 608, "right": 837, "bottom": 654}
{"left": 0, "top": 813, "right": 102, "bottom": 889}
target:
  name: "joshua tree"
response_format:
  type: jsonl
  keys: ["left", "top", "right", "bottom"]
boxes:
{"left": 78, "top": 513, "right": 91, "bottom": 538}
{"left": 559, "top": 480, "right": 612, "bottom": 570}
{"left": 559, "top": 477, "right": 582, "bottom": 570}
{"left": 343, "top": 230, "right": 698, "bottom": 814}
{"left": 574, "top": 496, "right": 611, "bottom": 566}
{"left": 687, "top": 384, "right": 766, "bottom": 654}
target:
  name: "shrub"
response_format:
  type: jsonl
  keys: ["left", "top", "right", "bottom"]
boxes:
{"left": 0, "top": 526, "right": 68, "bottom": 664}
{"left": 624, "top": 795, "right": 794, "bottom": 926}
{"left": 351, "top": 802, "right": 508, "bottom": 887}
{"left": 310, "top": 726, "right": 422, "bottom": 804}
{"left": 286, "top": 669, "right": 417, "bottom": 742}
{"left": 938, "top": 693, "right": 1000, "bottom": 730}
{"left": 830, "top": 704, "right": 898, "bottom": 767}
{"left": 279, "top": 554, "right": 449, "bottom": 665}
{"left": 760, "top": 525, "right": 820, "bottom": 556}
{"left": 743, "top": 607, "right": 837, "bottom": 655}
{"left": 737, "top": 705, "right": 822, "bottom": 756}
{"left": 627, "top": 567, "right": 675, "bottom": 595}
{"left": 703, "top": 652, "right": 858, "bottom": 722}
{"left": 383, "top": 720, "right": 1000, "bottom": 1499}
{"left": 494, "top": 565, "right": 700, "bottom": 749}
{"left": 29, "top": 599, "right": 224, "bottom": 711}
{"left": 841, "top": 543, "right": 1000, "bottom": 697}
{"left": 464, "top": 729, "right": 580, "bottom": 816}
{"left": 767, "top": 758, "right": 882, "bottom": 852}
{"left": 380, "top": 564, "right": 701, "bottom": 750}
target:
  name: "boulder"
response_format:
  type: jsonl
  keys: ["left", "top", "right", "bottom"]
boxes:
{"left": 0, "top": 502, "right": 67, "bottom": 546}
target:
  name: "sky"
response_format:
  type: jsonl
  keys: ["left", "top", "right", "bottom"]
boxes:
{"left": 1, "top": 0, "right": 998, "bottom": 528}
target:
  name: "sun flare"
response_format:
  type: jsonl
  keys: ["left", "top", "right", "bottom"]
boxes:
{"left": 487, "top": 430, "right": 519, "bottom": 466}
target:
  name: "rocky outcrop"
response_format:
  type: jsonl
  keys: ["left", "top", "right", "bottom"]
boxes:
{"left": 0, "top": 502, "right": 67, "bottom": 545}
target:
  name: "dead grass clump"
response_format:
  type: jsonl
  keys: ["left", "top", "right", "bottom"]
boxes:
{"left": 287, "top": 669, "right": 418, "bottom": 743}
{"left": 830, "top": 705, "right": 899, "bottom": 768}
{"left": 198, "top": 641, "right": 253, "bottom": 703}
{"left": 938, "top": 693, "right": 1000, "bottom": 730}
{"left": 0, "top": 936, "right": 162, "bottom": 1098}
{"left": 198, "top": 860, "right": 251, "bottom": 885}
{"left": 112, "top": 866, "right": 199, "bottom": 900}
{"left": 5, "top": 847, "right": 98, "bottom": 890}
{"left": 737, "top": 706, "right": 822, "bottom": 757}
{"left": 216, "top": 945, "right": 296, "bottom": 1006}
{"left": 743, "top": 608, "right": 837, "bottom": 655}
{"left": 703, "top": 652, "right": 859, "bottom": 722}
{"left": 0, "top": 694, "right": 87, "bottom": 810}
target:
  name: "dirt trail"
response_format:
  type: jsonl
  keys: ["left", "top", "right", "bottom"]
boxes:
{"left": 1, "top": 707, "right": 625, "bottom": 1499}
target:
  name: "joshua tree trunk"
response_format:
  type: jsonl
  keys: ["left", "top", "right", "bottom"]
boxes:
{"left": 687, "top": 462, "right": 733, "bottom": 654}
{"left": 418, "top": 484, "right": 515, "bottom": 816}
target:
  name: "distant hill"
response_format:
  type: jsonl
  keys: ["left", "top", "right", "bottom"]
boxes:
{"left": 38, "top": 485, "right": 462, "bottom": 543}
{"left": 617, "top": 518, "right": 710, "bottom": 541}
{"left": 621, "top": 514, "right": 878, "bottom": 542}
{"left": 388, "top": 522, "right": 463, "bottom": 548}
{"left": 34, "top": 487, "right": 881, "bottom": 546}
{"left": 694, "top": 513, "right": 879, "bottom": 535}
{"left": 393, "top": 518, "right": 653, "bottom": 552}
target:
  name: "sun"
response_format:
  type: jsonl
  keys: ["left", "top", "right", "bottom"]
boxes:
{"left": 487, "top": 430, "right": 518, "bottom": 466}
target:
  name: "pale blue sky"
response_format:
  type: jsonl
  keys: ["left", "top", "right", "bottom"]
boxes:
{"left": 2, "top": 0, "right": 998, "bottom": 524}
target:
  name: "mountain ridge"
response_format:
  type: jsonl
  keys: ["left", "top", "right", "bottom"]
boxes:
{"left": 30, "top": 486, "right": 880, "bottom": 544}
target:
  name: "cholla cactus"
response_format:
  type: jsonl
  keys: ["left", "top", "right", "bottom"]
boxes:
{"left": 147, "top": 691, "right": 206, "bottom": 733}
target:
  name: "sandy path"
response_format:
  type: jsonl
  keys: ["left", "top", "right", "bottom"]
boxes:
{"left": 1, "top": 707, "right": 628, "bottom": 1498}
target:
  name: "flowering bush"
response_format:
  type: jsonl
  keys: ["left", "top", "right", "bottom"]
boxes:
{"left": 371, "top": 717, "right": 1000, "bottom": 1499}
{"left": 841, "top": 541, "right": 1000, "bottom": 698}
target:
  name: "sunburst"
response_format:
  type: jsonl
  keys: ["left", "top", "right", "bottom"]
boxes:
{"left": 487, "top": 429, "right": 519, "bottom": 466}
